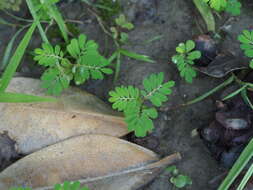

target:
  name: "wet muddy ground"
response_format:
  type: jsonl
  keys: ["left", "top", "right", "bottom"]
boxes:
{"left": 1, "top": 0, "right": 253, "bottom": 189}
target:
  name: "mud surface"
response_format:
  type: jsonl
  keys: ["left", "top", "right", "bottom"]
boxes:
{"left": 1, "top": 0, "right": 253, "bottom": 189}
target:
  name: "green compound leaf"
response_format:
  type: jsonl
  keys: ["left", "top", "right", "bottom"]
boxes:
{"left": 41, "top": 68, "right": 71, "bottom": 96}
{"left": 141, "top": 72, "right": 175, "bottom": 107}
{"left": 66, "top": 34, "right": 112, "bottom": 85}
{"left": 108, "top": 86, "right": 140, "bottom": 111}
{"left": 225, "top": 0, "right": 241, "bottom": 16}
{"left": 34, "top": 43, "right": 73, "bottom": 95}
{"left": 34, "top": 43, "right": 66, "bottom": 67}
{"left": 203, "top": 0, "right": 227, "bottom": 11}
{"left": 67, "top": 34, "right": 98, "bottom": 59}
{"left": 124, "top": 102, "right": 157, "bottom": 137}
{"left": 172, "top": 40, "right": 201, "bottom": 83}
{"left": 238, "top": 30, "right": 253, "bottom": 59}
{"left": 109, "top": 72, "right": 174, "bottom": 137}
{"left": 73, "top": 52, "right": 113, "bottom": 85}
{"left": 34, "top": 34, "right": 112, "bottom": 95}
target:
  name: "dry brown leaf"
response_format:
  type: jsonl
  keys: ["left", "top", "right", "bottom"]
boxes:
{"left": 0, "top": 77, "right": 128, "bottom": 154}
{"left": 196, "top": 54, "right": 247, "bottom": 78}
{"left": 0, "top": 135, "right": 181, "bottom": 190}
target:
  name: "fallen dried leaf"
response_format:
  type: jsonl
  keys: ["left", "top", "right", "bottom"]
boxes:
{"left": 0, "top": 77, "right": 128, "bottom": 154}
{"left": 0, "top": 135, "right": 181, "bottom": 190}
{"left": 196, "top": 54, "right": 247, "bottom": 78}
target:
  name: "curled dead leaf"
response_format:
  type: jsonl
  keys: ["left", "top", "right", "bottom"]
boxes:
{"left": 0, "top": 135, "right": 181, "bottom": 190}
{"left": 196, "top": 53, "right": 247, "bottom": 78}
{"left": 0, "top": 77, "right": 128, "bottom": 154}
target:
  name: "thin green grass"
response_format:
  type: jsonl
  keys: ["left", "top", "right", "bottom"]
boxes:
{"left": 0, "top": 92, "right": 56, "bottom": 103}
{"left": 48, "top": 4, "right": 69, "bottom": 43}
{"left": 218, "top": 138, "right": 253, "bottom": 190}
{"left": 0, "top": 22, "right": 37, "bottom": 92}
{"left": 25, "top": 0, "right": 49, "bottom": 43}
{"left": 1, "top": 24, "right": 31, "bottom": 71}
{"left": 193, "top": 0, "right": 216, "bottom": 32}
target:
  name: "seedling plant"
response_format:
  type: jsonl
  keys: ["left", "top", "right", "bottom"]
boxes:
{"left": 108, "top": 14, "right": 155, "bottom": 82}
{"left": 109, "top": 72, "right": 175, "bottom": 137}
{"left": 34, "top": 34, "right": 113, "bottom": 95}
{"left": 81, "top": 1, "right": 155, "bottom": 82}
{"left": 166, "top": 165, "right": 192, "bottom": 189}
{"left": 173, "top": 30, "right": 253, "bottom": 189}
{"left": 172, "top": 40, "right": 201, "bottom": 83}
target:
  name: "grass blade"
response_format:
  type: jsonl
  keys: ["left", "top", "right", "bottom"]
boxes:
{"left": 241, "top": 88, "right": 253, "bottom": 110}
{"left": 119, "top": 48, "right": 155, "bottom": 63}
{"left": 237, "top": 163, "right": 253, "bottom": 190}
{"left": 218, "top": 138, "right": 253, "bottom": 190}
{"left": 193, "top": 0, "right": 216, "bottom": 32}
{"left": 48, "top": 4, "right": 69, "bottom": 43}
{"left": 1, "top": 24, "right": 30, "bottom": 71}
{"left": 0, "top": 92, "right": 56, "bottom": 103}
{"left": 0, "top": 22, "right": 37, "bottom": 92}
{"left": 222, "top": 84, "right": 247, "bottom": 101}
{"left": 144, "top": 35, "right": 163, "bottom": 44}
{"left": 26, "top": 0, "right": 49, "bottom": 43}
{"left": 108, "top": 51, "right": 118, "bottom": 63}
{"left": 185, "top": 75, "right": 234, "bottom": 106}
{"left": 0, "top": 17, "right": 16, "bottom": 27}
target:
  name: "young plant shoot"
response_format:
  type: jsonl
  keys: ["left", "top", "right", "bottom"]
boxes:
{"left": 34, "top": 34, "right": 113, "bottom": 96}
{"left": 166, "top": 165, "right": 192, "bottom": 189}
{"left": 238, "top": 30, "right": 253, "bottom": 69}
{"left": 109, "top": 72, "right": 175, "bottom": 137}
{"left": 172, "top": 40, "right": 201, "bottom": 83}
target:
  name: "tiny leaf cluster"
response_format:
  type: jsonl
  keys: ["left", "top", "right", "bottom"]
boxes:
{"left": 10, "top": 181, "right": 89, "bottom": 190}
{"left": 225, "top": 0, "right": 241, "bottom": 16}
{"left": 31, "top": 0, "right": 59, "bottom": 20}
{"left": 109, "top": 72, "right": 175, "bottom": 137}
{"left": 172, "top": 40, "right": 201, "bottom": 83}
{"left": 166, "top": 165, "right": 192, "bottom": 189}
{"left": 203, "top": 0, "right": 241, "bottom": 16}
{"left": 34, "top": 34, "right": 113, "bottom": 95}
{"left": 203, "top": 0, "right": 227, "bottom": 11}
{"left": 238, "top": 30, "right": 253, "bottom": 68}
{"left": 110, "top": 14, "right": 134, "bottom": 44}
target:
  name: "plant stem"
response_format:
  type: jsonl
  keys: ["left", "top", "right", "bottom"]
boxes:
{"left": 3, "top": 10, "right": 33, "bottom": 22}
{"left": 113, "top": 51, "right": 121, "bottom": 83}
{"left": 193, "top": 0, "right": 216, "bottom": 32}
{"left": 25, "top": 0, "right": 49, "bottom": 43}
